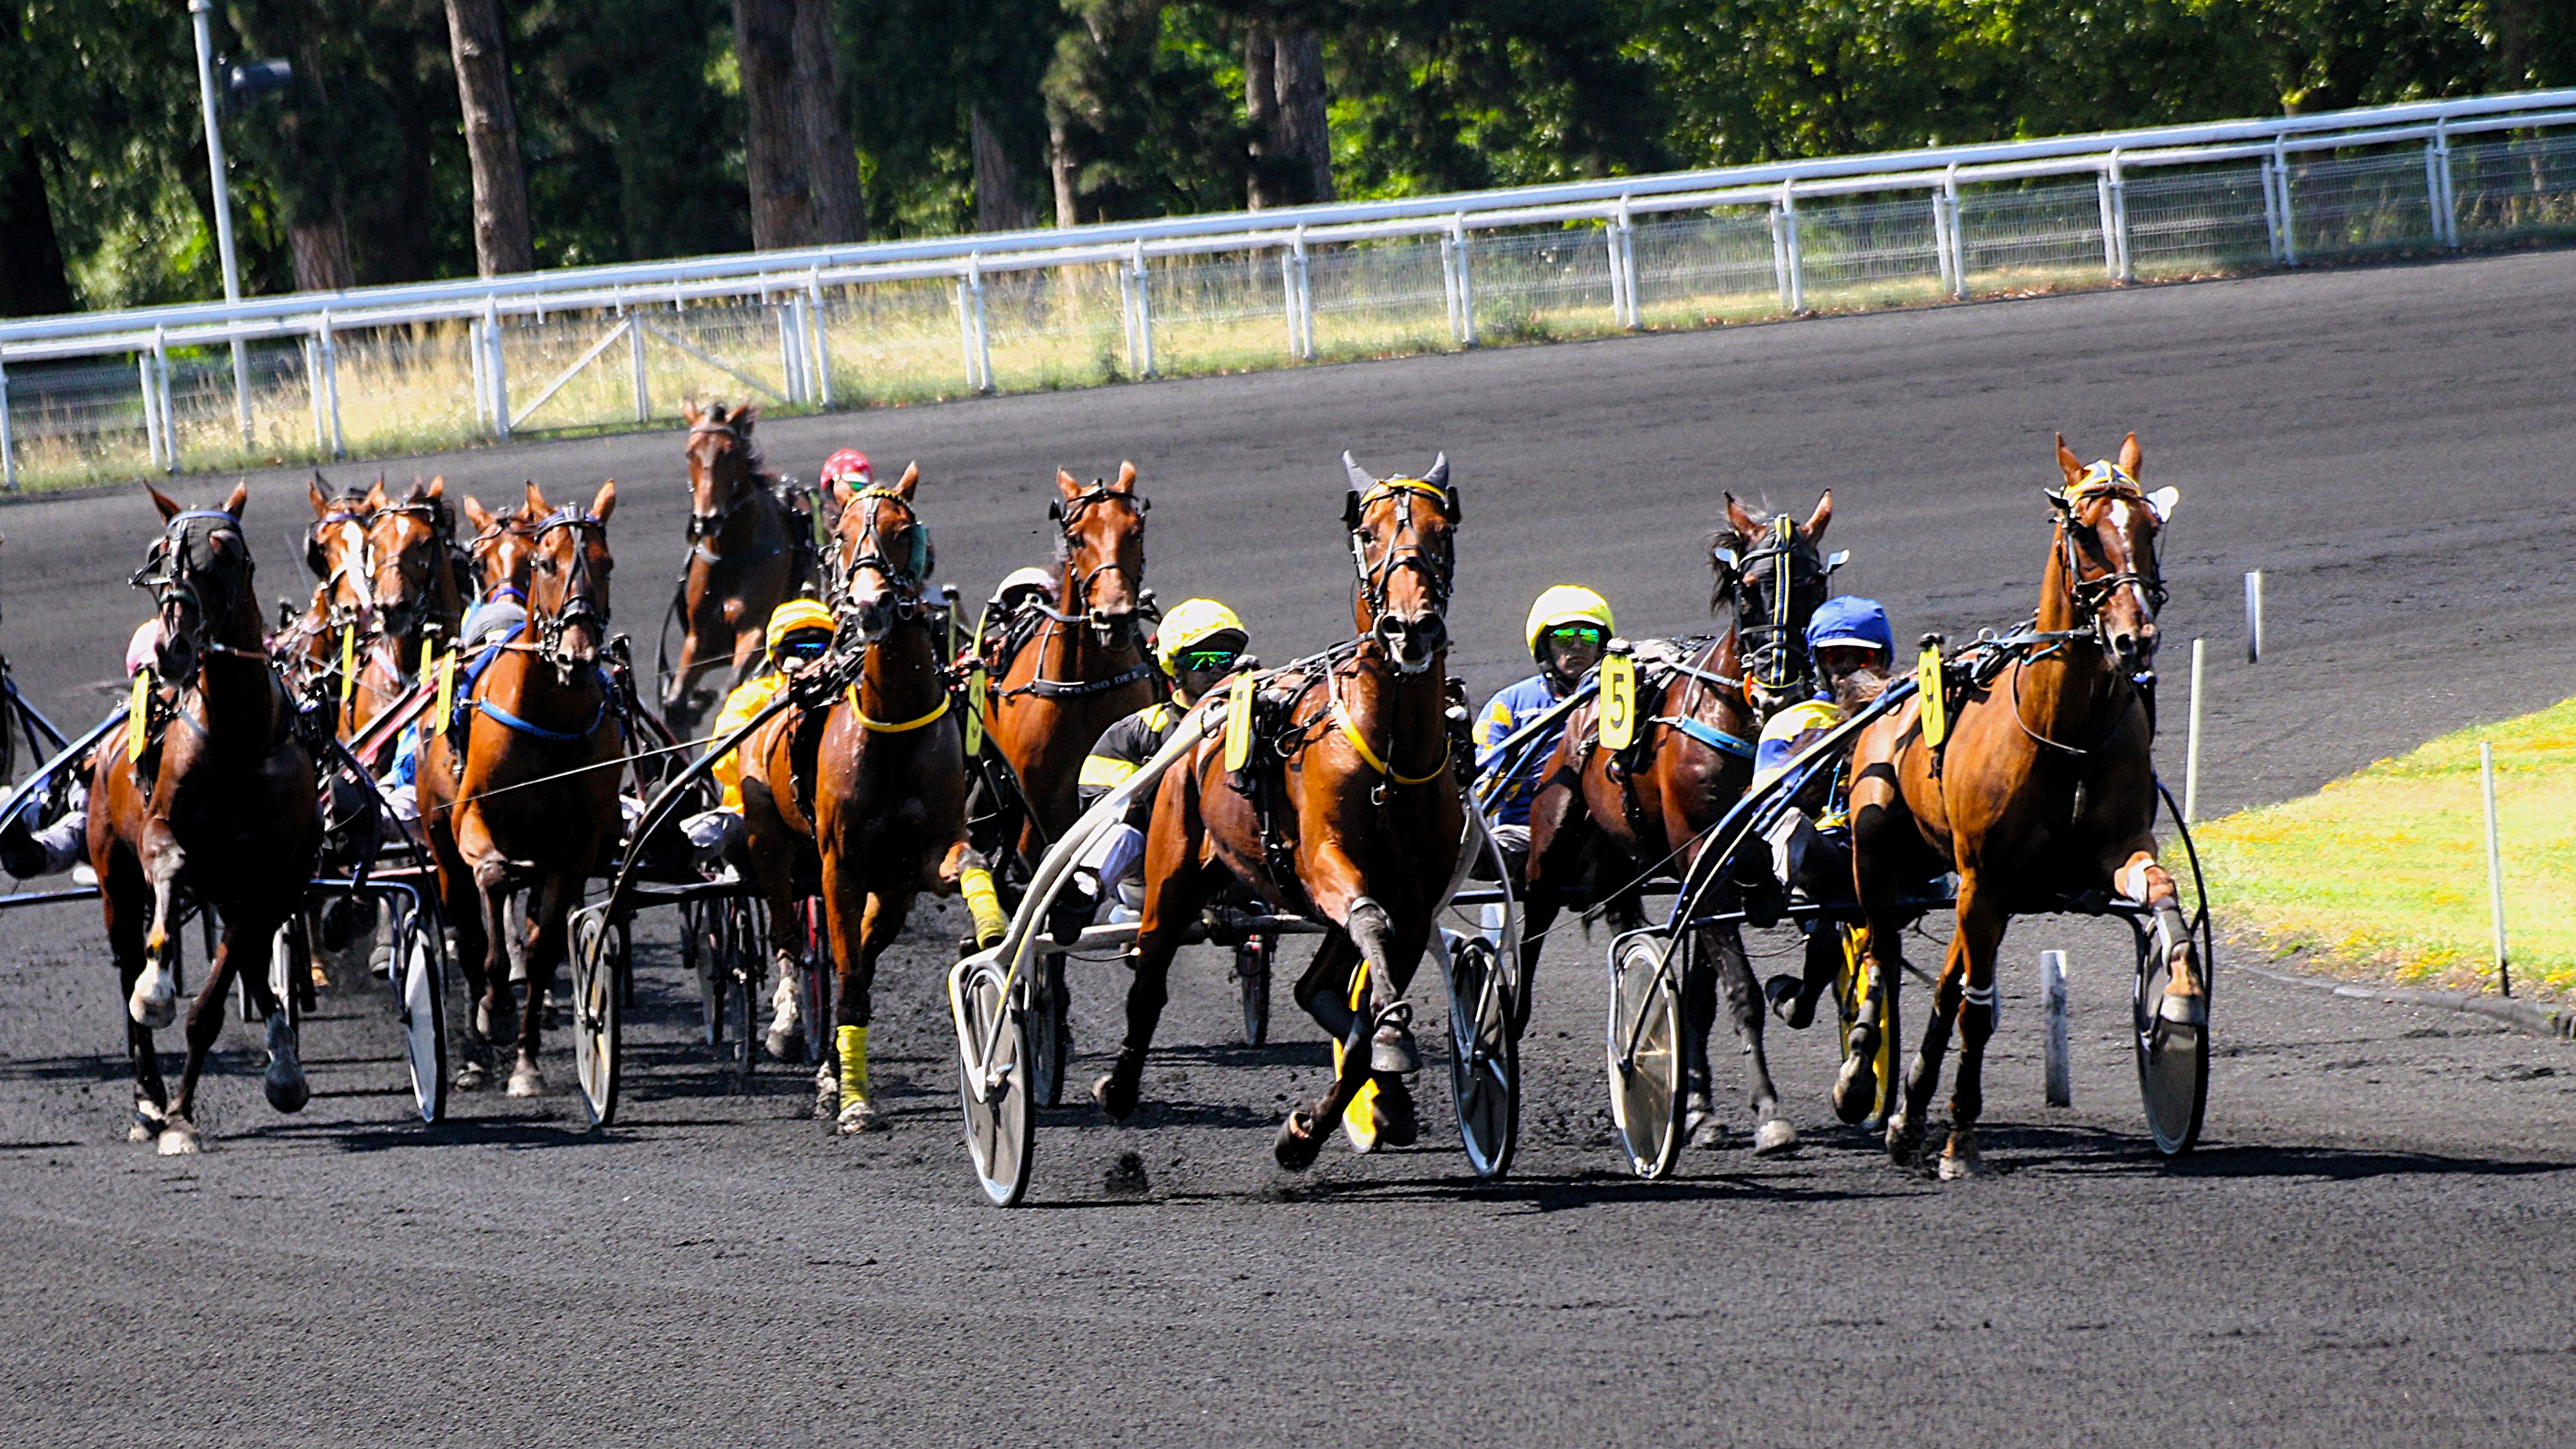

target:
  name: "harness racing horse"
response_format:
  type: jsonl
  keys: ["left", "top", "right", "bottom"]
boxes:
{"left": 1523, "top": 493, "right": 1835, "bottom": 1154}
{"left": 420, "top": 482, "right": 626, "bottom": 1097}
{"left": 662, "top": 401, "right": 814, "bottom": 738}
{"left": 738, "top": 462, "right": 1007, "bottom": 1132}
{"left": 1101, "top": 453, "right": 1465, "bottom": 1169}
{"left": 352, "top": 476, "right": 468, "bottom": 716}
{"left": 272, "top": 475, "right": 379, "bottom": 729}
{"left": 91, "top": 485, "right": 322, "bottom": 1154}
{"left": 1848, "top": 434, "right": 2193, "bottom": 1178}
{"left": 980, "top": 461, "right": 1158, "bottom": 855}
{"left": 461, "top": 489, "right": 542, "bottom": 607}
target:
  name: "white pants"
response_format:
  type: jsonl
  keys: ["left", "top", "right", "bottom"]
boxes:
{"left": 1073, "top": 821, "right": 1147, "bottom": 916}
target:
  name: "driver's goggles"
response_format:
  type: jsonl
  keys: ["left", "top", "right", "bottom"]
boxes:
{"left": 1174, "top": 648, "right": 1239, "bottom": 673}
{"left": 776, "top": 633, "right": 833, "bottom": 662}
{"left": 1546, "top": 624, "right": 1606, "bottom": 649}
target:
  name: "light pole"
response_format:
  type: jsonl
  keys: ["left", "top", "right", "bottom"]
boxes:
{"left": 189, "top": 0, "right": 252, "bottom": 444}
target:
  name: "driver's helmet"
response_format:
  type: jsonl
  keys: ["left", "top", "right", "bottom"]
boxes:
{"left": 818, "top": 450, "right": 873, "bottom": 491}
{"left": 763, "top": 598, "right": 837, "bottom": 664}
{"left": 1523, "top": 585, "right": 1614, "bottom": 665}
{"left": 1804, "top": 596, "right": 1892, "bottom": 661}
{"left": 990, "top": 566, "right": 1057, "bottom": 615}
{"left": 1155, "top": 597, "right": 1248, "bottom": 676}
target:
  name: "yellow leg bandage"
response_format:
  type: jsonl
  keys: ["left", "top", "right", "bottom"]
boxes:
{"left": 960, "top": 866, "right": 1007, "bottom": 949}
{"left": 836, "top": 1025, "right": 869, "bottom": 1104}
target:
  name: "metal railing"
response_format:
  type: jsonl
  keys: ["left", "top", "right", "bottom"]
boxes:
{"left": 5, "top": 87, "right": 2574, "bottom": 491}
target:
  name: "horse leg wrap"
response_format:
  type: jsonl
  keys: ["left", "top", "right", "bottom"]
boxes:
{"left": 837, "top": 1025, "right": 870, "bottom": 1106}
{"left": 960, "top": 866, "right": 1007, "bottom": 949}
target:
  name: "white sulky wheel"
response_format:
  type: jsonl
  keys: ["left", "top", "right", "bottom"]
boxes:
{"left": 1606, "top": 929, "right": 1686, "bottom": 1180}
{"left": 957, "top": 958, "right": 1033, "bottom": 1207}
{"left": 2132, "top": 918, "right": 2212, "bottom": 1156}
{"left": 1028, "top": 951, "right": 1068, "bottom": 1108}
{"left": 390, "top": 895, "right": 448, "bottom": 1125}
{"left": 570, "top": 907, "right": 623, "bottom": 1127}
{"left": 1444, "top": 934, "right": 1519, "bottom": 1180}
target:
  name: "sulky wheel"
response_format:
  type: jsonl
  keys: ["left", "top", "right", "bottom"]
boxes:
{"left": 1235, "top": 933, "right": 1273, "bottom": 1047}
{"left": 2132, "top": 918, "right": 2211, "bottom": 1156}
{"left": 1606, "top": 929, "right": 1686, "bottom": 1180}
{"left": 1444, "top": 934, "right": 1519, "bottom": 1180}
{"left": 957, "top": 958, "right": 1033, "bottom": 1206}
{"left": 570, "top": 907, "right": 623, "bottom": 1127}
{"left": 1027, "top": 951, "right": 1069, "bottom": 1108}
{"left": 390, "top": 896, "right": 448, "bottom": 1125}
{"left": 724, "top": 896, "right": 760, "bottom": 1079}
{"left": 686, "top": 899, "right": 724, "bottom": 1049}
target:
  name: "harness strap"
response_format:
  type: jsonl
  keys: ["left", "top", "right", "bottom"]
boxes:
{"left": 1656, "top": 715, "right": 1757, "bottom": 760}
{"left": 1331, "top": 697, "right": 1450, "bottom": 787}
{"left": 1008, "top": 661, "right": 1156, "bottom": 700}
{"left": 846, "top": 688, "right": 951, "bottom": 734}
{"left": 475, "top": 694, "right": 607, "bottom": 743}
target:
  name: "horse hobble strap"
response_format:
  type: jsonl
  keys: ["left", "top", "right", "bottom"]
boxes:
{"left": 1010, "top": 661, "right": 1156, "bottom": 700}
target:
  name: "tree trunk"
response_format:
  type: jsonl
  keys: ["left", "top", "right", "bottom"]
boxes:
{"left": 1245, "top": 29, "right": 1331, "bottom": 210}
{"left": 0, "top": 136, "right": 75, "bottom": 317}
{"left": 734, "top": 0, "right": 812, "bottom": 250}
{"left": 1245, "top": 30, "right": 1281, "bottom": 210}
{"left": 289, "top": 207, "right": 358, "bottom": 293}
{"left": 441, "top": 0, "right": 534, "bottom": 275}
{"left": 971, "top": 106, "right": 1037, "bottom": 233}
{"left": 1048, "top": 109, "right": 1081, "bottom": 228}
{"left": 792, "top": 0, "right": 866, "bottom": 244}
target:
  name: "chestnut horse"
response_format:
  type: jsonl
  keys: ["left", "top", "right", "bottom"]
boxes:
{"left": 92, "top": 484, "right": 322, "bottom": 1154}
{"left": 738, "top": 462, "right": 1005, "bottom": 1132}
{"left": 420, "top": 482, "right": 626, "bottom": 1096}
{"left": 272, "top": 476, "right": 377, "bottom": 727}
{"left": 1102, "top": 452, "right": 1464, "bottom": 1170}
{"left": 662, "top": 401, "right": 814, "bottom": 737}
{"left": 461, "top": 489, "right": 542, "bottom": 608}
{"left": 1849, "top": 434, "right": 2193, "bottom": 1177}
{"left": 1524, "top": 493, "right": 1836, "bottom": 1155}
{"left": 980, "top": 462, "right": 1158, "bottom": 856}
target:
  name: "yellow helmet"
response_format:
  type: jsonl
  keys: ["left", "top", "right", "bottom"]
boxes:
{"left": 764, "top": 598, "right": 837, "bottom": 656}
{"left": 1156, "top": 597, "right": 1247, "bottom": 673}
{"left": 1524, "top": 585, "right": 1614, "bottom": 660}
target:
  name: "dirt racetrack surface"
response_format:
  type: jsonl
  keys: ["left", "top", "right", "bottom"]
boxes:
{"left": 4, "top": 250, "right": 2573, "bottom": 1445}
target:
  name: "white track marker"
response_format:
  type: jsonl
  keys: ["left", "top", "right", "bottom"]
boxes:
{"left": 2244, "top": 570, "right": 2264, "bottom": 664}
{"left": 2184, "top": 637, "right": 2206, "bottom": 823}
{"left": 2481, "top": 741, "right": 2510, "bottom": 998}
{"left": 2040, "top": 950, "right": 2071, "bottom": 1107}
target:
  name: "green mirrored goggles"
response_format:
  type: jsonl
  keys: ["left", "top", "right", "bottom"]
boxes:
{"left": 1176, "top": 649, "right": 1238, "bottom": 673}
{"left": 1547, "top": 624, "right": 1606, "bottom": 649}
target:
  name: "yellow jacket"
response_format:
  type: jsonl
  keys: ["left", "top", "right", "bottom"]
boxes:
{"left": 710, "top": 671, "right": 787, "bottom": 811}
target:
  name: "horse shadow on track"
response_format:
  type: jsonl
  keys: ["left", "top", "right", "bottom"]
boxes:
{"left": 1946, "top": 1120, "right": 2576, "bottom": 1182}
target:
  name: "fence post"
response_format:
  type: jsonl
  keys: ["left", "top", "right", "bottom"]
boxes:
{"left": 139, "top": 353, "right": 167, "bottom": 472}
{"left": 957, "top": 272, "right": 984, "bottom": 394}
{"left": 486, "top": 299, "right": 511, "bottom": 442}
{"left": 228, "top": 338, "right": 252, "bottom": 447}
{"left": 807, "top": 272, "right": 835, "bottom": 408}
{"left": 2040, "top": 949, "right": 2071, "bottom": 1107}
{"left": 1930, "top": 187, "right": 1954, "bottom": 295}
{"left": 2272, "top": 139, "right": 2299, "bottom": 267}
{"left": 1128, "top": 241, "right": 1155, "bottom": 378}
{"left": 626, "top": 315, "right": 649, "bottom": 423}
{"left": 0, "top": 356, "right": 15, "bottom": 491}
{"left": 2429, "top": 120, "right": 2458, "bottom": 248}
{"left": 1451, "top": 215, "right": 1477, "bottom": 346}
{"left": 2104, "top": 151, "right": 2132, "bottom": 281}
{"left": 468, "top": 318, "right": 488, "bottom": 432}
{"left": 1614, "top": 196, "right": 1641, "bottom": 330}
{"left": 1439, "top": 232, "right": 1461, "bottom": 338}
{"left": 775, "top": 300, "right": 804, "bottom": 404}
{"left": 973, "top": 259, "right": 997, "bottom": 392}
{"left": 1778, "top": 183, "right": 1805, "bottom": 313}
{"left": 1944, "top": 169, "right": 1968, "bottom": 298}
{"left": 153, "top": 327, "right": 179, "bottom": 472}
{"left": 318, "top": 311, "right": 345, "bottom": 460}
{"left": 2481, "top": 740, "right": 2510, "bottom": 998}
{"left": 1292, "top": 228, "right": 1316, "bottom": 359}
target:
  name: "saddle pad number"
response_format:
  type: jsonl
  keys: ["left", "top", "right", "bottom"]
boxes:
{"left": 1598, "top": 653, "right": 1638, "bottom": 752}
{"left": 1916, "top": 645, "right": 1948, "bottom": 749}
{"left": 1223, "top": 672, "right": 1256, "bottom": 772}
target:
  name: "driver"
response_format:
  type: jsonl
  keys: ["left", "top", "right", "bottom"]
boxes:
{"left": 1051, "top": 597, "right": 1250, "bottom": 942}
{"left": 972, "top": 566, "right": 1059, "bottom": 666}
{"left": 1475, "top": 585, "right": 1613, "bottom": 863}
{"left": 678, "top": 598, "right": 839, "bottom": 868}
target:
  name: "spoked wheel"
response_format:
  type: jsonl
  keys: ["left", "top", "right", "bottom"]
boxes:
{"left": 1831, "top": 924, "right": 1895, "bottom": 1126}
{"left": 1028, "top": 952, "right": 1068, "bottom": 1108}
{"left": 390, "top": 895, "right": 448, "bottom": 1124}
{"left": 569, "top": 907, "right": 623, "bottom": 1127}
{"left": 956, "top": 959, "right": 1032, "bottom": 1206}
{"left": 2132, "top": 917, "right": 2212, "bottom": 1155}
{"left": 1443, "top": 934, "right": 1519, "bottom": 1180}
{"left": 1234, "top": 933, "right": 1273, "bottom": 1047}
{"left": 1606, "top": 929, "right": 1686, "bottom": 1180}
{"left": 724, "top": 896, "right": 760, "bottom": 1079}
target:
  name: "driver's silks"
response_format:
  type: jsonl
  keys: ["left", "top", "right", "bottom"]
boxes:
{"left": 125, "top": 671, "right": 149, "bottom": 761}
{"left": 963, "top": 663, "right": 986, "bottom": 756}
{"left": 1598, "top": 652, "right": 1638, "bottom": 752}
{"left": 1222, "top": 671, "right": 1256, "bottom": 772}
{"left": 1915, "top": 645, "right": 1948, "bottom": 750}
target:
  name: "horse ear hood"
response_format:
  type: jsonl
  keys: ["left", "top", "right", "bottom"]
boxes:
{"left": 2146, "top": 486, "right": 2180, "bottom": 523}
{"left": 1341, "top": 451, "right": 1371, "bottom": 527}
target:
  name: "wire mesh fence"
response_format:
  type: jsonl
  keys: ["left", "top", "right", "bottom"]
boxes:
{"left": 9, "top": 109, "right": 2576, "bottom": 492}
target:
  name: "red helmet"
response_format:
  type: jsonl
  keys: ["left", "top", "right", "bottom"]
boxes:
{"left": 819, "top": 449, "right": 872, "bottom": 489}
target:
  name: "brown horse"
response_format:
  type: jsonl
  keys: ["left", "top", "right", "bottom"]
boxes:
{"left": 662, "top": 401, "right": 813, "bottom": 737}
{"left": 1102, "top": 452, "right": 1465, "bottom": 1169}
{"left": 419, "top": 481, "right": 626, "bottom": 1097}
{"left": 1523, "top": 493, "right": 1836, "bottom": 1156}
{"left": 461, "top": 489, "right": 542, "bottom": 609}
{"left": 1848, "top": 433, "right": 2193, "bottom": 1177}
{"left": 980, "top": 462, "right": 1158, "bottom": 854}
{"left": 738, "top": 462, "right": 1005, "bottom": 1132}
{"left": 271, "top": 475, "right": 377, "bottom": 726}
{"left": 91, "top": 484, "right": 322, "bottom": 1154}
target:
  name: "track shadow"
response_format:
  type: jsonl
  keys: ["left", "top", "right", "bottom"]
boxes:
{"left": 2153, "top": 1142, "right": 2576, "bottom": 1181}
{"left": 0, "top": 1053, "right": 127, "bottom": 1084}
{"left": 1150, "top": 1168, "right": 1897, "bottom": 1210}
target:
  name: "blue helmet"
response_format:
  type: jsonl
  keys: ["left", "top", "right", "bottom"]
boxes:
{"left": 1806, "top": 596, "right": 1893, "bottom": 657}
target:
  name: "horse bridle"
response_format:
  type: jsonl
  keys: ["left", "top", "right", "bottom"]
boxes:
{"left": 470, "top": 512, "right": 536, "bottom": 607}
{"left": 1049, "top": 482, "right": 1151, "bottom": 637}
{"left": 529, "top": 506, "right": 612, "bottom": 679}
{"left": 1345, "top": 478, "right": 1457, "bottom": 628}
{"left": 829, "top": 487, "right": 934, "bottom": 623}
{"left": 369, "top": 497, "right": 453, "bottom": 632}
{"left": 684, "top": 417, "right": 759, "bottom": 547}
{"left": 134, "top": 509, "right": 263, "bottom": 668}
{"left": 2052, "top": 463, "right": 2170, "bottom": 639}
{"left": 1715, "top": 514, "right": 1829, "bottom": 697}
{"left": 306, "top": 506, "right": 376, "bottom": 628}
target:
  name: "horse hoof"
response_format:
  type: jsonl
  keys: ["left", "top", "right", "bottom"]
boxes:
{"left": 1885, "top": 1113, "right": 1924, "bottom": 1165}
{"left": 1274, "top": 1109, "right": 1324, "bottom": 1171}
{"left": 1369, "top": 1016, "right": 1420, "bottom": 1075}
{"left": 264, "top": 1019, "right": 308, "bottom": 1113}
{"left": 2157, "top": 988, "right": 2209, "bottom": 1026}
{"left": 156, "top": 1118, "right": 200, "bottom": 1156}
{"left": 1753, "top": 1118, "right": 1800, "bottom": 1156}
{"left": 1832, "top": 1054, "right": 1880, "bottom": 1126}
{"left": 1375, "top": 1078, "right": 1420, "bottom": 1149}
{"left": 765, "top": 1026, "right": 807, "bottom": 1064}
{"left": 506, "top": 1062, "right": 545, "bottom": 1098}
{"left": 1939, "top": 1131, "right": 1987, "bottom": 1180}
{"left": 264, "top": 1071, "right": 309, "bottom": 1114}
{"left": 1092, "top": 1071, "right": 1140, "bottom": 1124}
{"left": 836, "top": 1099, "right": 882, "bottom": 1135}
{"left": 129, "top": 978, "right": 177, "bottom": 1030}
{"left": 1685, "top": 1106, "right": 1727, "bottom": 1150}
{"left": 454, "top": 1059, "right": 489, "bottom": 1093}
{"left": 128, "top": 1104, "right": 167, "bottom": 1144}
{"left": 477, "top": 999, "right": 519, "bottom": 1044}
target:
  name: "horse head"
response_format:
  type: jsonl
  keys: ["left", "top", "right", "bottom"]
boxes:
{"left": 828, "top": 461, "right": 931, "bottom": 644}
{"left": 141, "top": 481, "right": 257, "bottom": 681}
{"left": 365, "top": 475, "right": 452, "bottom": 646}
{"left": 1051, "top": 460, "right": 1149, "bottom": 647}
{"left": 525, "top": 480, "right": 618, "bottom": 684}
{"left": 681, "top": 399, "right": 762, "bottom": 545}
{"left": 1715, "top": 490, "right": 1838, "bottom": 716}
{"left": 305, "top": 473, "right": 376, "bottom": 631}
{"left": 1342, "top": 451, "right": 1459, "bottom": 676}
{"left": 2051, "top": 432, "right": 2175, "bottom": 671}
{"left": 463, "top": 491, "right": 539, "bottom": 606}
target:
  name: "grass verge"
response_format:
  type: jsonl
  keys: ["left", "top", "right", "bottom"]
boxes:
{"left": 2198, "top": 697, "right": 2576, "bottom": 1003}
